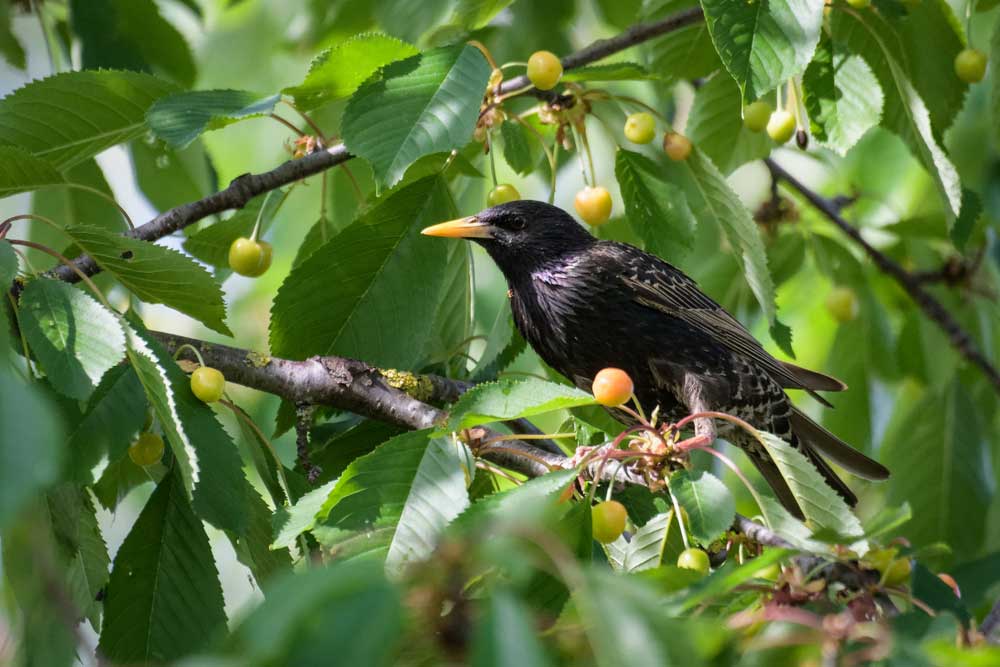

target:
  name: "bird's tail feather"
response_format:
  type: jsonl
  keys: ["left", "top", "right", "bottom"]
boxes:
{"left": 779, "top": 361, "right": 847, "bottom": 392}
{"left": 790, "top": 407, "right": 890, "bottom": 481}
{"left": 746, "top": 452, "right": 804, "bottom": 520}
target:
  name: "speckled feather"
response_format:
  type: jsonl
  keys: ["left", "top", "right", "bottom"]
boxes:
{"left": 427, "top": 201, "right": 889, "bottom": 517}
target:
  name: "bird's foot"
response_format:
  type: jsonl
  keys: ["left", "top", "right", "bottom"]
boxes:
{"left": 567, "top": 443, "right": 615, "bottom": 470}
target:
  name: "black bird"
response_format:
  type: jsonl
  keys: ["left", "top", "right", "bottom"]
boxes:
{"left": 422, "top": 200, "right": 889, "bottom": 518}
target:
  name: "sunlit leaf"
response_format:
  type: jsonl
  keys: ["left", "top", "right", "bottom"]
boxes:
{"left": 0, "top": 70, "right": 178, "bottom": 169}
{"left": 446, "top": 377, "right": 595, "bottom": 431}
{"left": 669, "top": 469, "right": 735, "bottom": 545}
{"left": 342, "top": 44, "right": 492, "bottom": 188}
{"left": 17, "top": 278, "right": 126, "bottom": 400}
{"left": 802, "top": 33, "right": 883, "bottom": 155}
{"left": 283, "top": 33, "right": 418, "bottom": 111}
{"left": 700, "top": 0, "right": 823, "bottom": 101}
{"left": 148, "top": 89, "right": 280, "bottom": 149}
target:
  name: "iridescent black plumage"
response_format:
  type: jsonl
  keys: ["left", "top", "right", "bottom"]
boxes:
{"left": 422, "top": 200, "right": 889, "bottom": 518}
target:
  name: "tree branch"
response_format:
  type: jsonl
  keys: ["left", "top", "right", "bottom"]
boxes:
{"left": 981, "top": 597, "right": 1000, "bottom": 644}
{"left": 765, "top": 158, "right": 1000, "bottom": 396}
{"left": 47, "top": 8, "right": 703, "bottom": 285}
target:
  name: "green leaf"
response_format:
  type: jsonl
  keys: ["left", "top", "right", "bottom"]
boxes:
{"left": 385, "top": 436, "right": 471, "bottom": 573}
{"left": 674, "top": 547, "right": 790, "bottom": 612}
{"left": 148, "top": 89, "right": 280, "bottom": 149}
{"left": 284, "top": 33, "right": 418, "bottom": 111}
{"left": 0, "top": 0, "right": 25, "bottom": 70}
{"left": 65, "top": 364, "right": 146, "bottom": 482}
{"left": 450, "top": 0, "right": 514, "bottom": 29}
{"left": 832, "top": 9, "right": 962, "bottom": 220}
{"left": 669, "top": 469, "right": 735, "bottom": 545}
{"left": 32, "top": 158, "right": 120, "bottom": 238}
{"left": 614, "top": 149, "right": 696, "bottom": 260}
{"left": 455, "top": 469, "right": 577, "bottom": 530}
{"left": 227, "top": 559, "right": 402, "bottom": 666}
{"left": 125, "top": 326, "right": 250, "bottom": 533}
{"left": 342, "top": 44, "right": 492, "bottom": 188}
{"left": 130, "top": 139, "right": 214, "bottom": 211}
{"left": 231, "top": 488, "right": 293, "bottom": 587}
{"left": 643, "top": 1, "right": 720, "bottom": 82}
{"left": 183, "top": 191, "right": 284, "bottom": 269}
{"left": 0, "top": 372, "right": 64, "bottom": 531}
{"left": 755, "top": 431, "right": 865, "bottom": 546}
{"left": 700, "top": 0, "right": 823, "bottom": 101}
{"left": 612, "top": 510, "right": 686, "bottom": 573}
{"left": 499, "top": 121, "right": 537, "bottom": 176}
{"left": 882, "top": 382, "right": 992, "bottom": 556}
{"left": 314, "top": 430, "right": 434, "bottom": 560}
{"left": 69, "top": 0, "right": 196, "bottom": 86}
{"left": 98, "top": 468, "right": 226, "bottom": 663}
{"left": 951, "top": 188, "right": 982, "bottom": 250}
{"left": 271, "top": 479, "right": 338, "bottom": 550}
{"left": 802, "top": 33, "right": 883, "bottom": 156}
{"left": 992, "top": 14, "right": 1000, "bottom": 145}
{"left": 471, "top": 589, "right": 554, "bottom": 667}
{"left": 561, "top": 62, "right": 657, "bottom": 82}
{"left": 0, "top": 70, "right": 178, "bottom": 170}
{"left": 897, "top": 0, "right": 968, "bottom": 138}
{"left": 17, "top": 278, "right": 126, "bottom": 400}
{"left": 671, "top": 149, "right": 778, "bottom": 326}
{"left": 685, "top": 72, "right": 773, "bottom": 174}
{"left": 0, "top": 146, "right": 64, "bottom": 198}
{"left": 446, "top": 377, "right": 595, "bottom": 431}
{"left": 270, "top": 175, "right": 465, "bottom": 368}
{"left": 45, "top": 485, "right": 110, "bottom": 630}
{"left": 63, "top": 224, "right": 232, "bottom": 336}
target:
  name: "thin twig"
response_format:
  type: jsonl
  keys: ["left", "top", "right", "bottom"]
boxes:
{"left": 765, "top": 158, "right": 1000, "bottom": 396}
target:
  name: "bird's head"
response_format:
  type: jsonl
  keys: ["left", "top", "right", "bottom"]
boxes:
{"left": 421, "top": 200, "right": 595, "bottom": 274}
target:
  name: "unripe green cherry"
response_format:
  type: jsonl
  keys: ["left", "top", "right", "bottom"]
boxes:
{"left": 677, "top": 548, "right": 711, "bottom": 576}
{"left": 624, "top": 112, "right": 656, "bottom": 144}
{"left": 954, "top": 48, "right": 987, "bottom": 83}
{"left": 743, "top": 100, "right": 773, "bottom": 133}
{"left": 229, "top": 237, "right": 271, "bottom": 277}
{"left": 592, "top": 500, "right": 628, "bottom": 543}
{"left": 487, "top": 184, "right": 521, "bottom": 206}
{"left": 191, "top": 366, "right": 226, "bottom": 403}
{"left": 128, "top": 432, "right": 165, "bottom": 467}
{"left": 825, "top": 286, "right": 859, "bottom": 323}
{"left": 767, "top": 110, "right": 796, "bottom": 144}
{"left": 527, "top": 50, "right": 562, "bottom": 90}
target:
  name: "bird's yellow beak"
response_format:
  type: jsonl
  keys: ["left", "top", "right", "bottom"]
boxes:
{"left": 421, "top": 215, "right": 494, "bottom": 239}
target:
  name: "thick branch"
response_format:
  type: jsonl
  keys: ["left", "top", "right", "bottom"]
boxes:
{"left": 48, "top": 8, "right": 703, "bottom": 284}
{"left": 765, "top": 158, "right": 1000, "bottom": 396}
{"left": 981, "top": 597, "right": 1000, "bottom": 644}
{"left": 50, "top": 144, "right": 352, "bottom": 283}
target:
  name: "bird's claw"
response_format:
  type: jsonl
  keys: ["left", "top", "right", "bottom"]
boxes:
{"left": 674, "top": 433, "right": 712, "bottom": 452}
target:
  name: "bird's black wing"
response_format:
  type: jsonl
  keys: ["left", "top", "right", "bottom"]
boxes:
{"left": 605, "top": 243, "right": 844, "bottom": 402}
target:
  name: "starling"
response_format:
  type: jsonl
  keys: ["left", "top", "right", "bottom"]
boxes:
{"left": 422, "top": 200, "right": 890, "bottom": 518}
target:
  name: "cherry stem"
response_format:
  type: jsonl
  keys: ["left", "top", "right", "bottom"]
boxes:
{"left": 7, "top": 239, "right": 113, "bottom": 311}
{"left": 487, "top": 128, "right": 499, "bottom": 187}
{"left": 219, "top": 398, "right": 294, "bottom": 506}
{"left": 281, "top": 99, "right": 327, "bottom": 141}
{"left": 692, "top": 443, "right": 771, "bottom": 528}
{"left": 476, "top": 460, "right": 523, "bottom": 486}
{"left": 467, "top": 40, "right": 499, "bottom": 70}
{"left": 268, "top": 113, "right": 307, "bottom": 137}
{"left": 172, "top": 343, "right": 208, "bottom": 368}
{"left": 57, "top": 184, "right": 135, "bottom": 230}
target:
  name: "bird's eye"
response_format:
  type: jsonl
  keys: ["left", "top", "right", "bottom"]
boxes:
{"left": 509, "top": 216, "right": 527, "bottom": 231}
